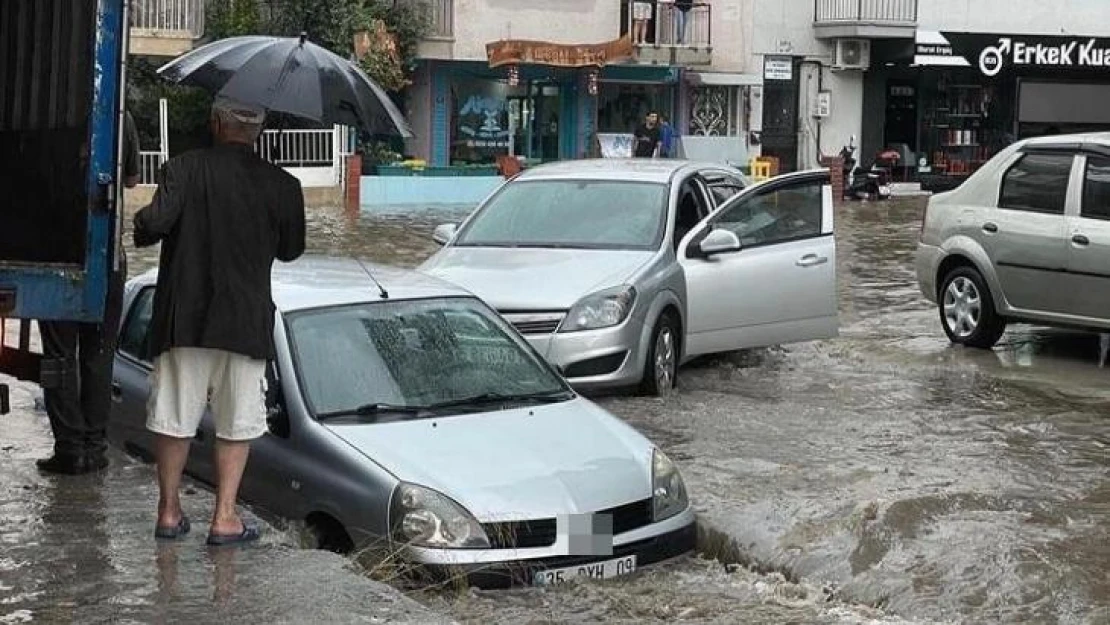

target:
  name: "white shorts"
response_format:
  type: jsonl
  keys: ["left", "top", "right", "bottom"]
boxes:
{"left": 633, "top": 2, "right": 652, "bottom": 20}
{"left": 146, "top": 347, "right": 268, "bottom": 442}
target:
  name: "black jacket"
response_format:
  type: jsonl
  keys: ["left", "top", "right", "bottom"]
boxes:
{"left": 133, "top": 143, "right": 306, "bottom": 361}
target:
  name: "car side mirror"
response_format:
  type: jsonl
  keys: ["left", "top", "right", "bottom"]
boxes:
{"left": 432, "top": 223, "right": 457, "bottom": 245}
{"left": 698, "top": 229, "right": 742, "bottom": 257}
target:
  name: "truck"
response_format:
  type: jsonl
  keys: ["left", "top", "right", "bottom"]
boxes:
{"left": 0, "top": 0, "right": 130, "bottom": 413}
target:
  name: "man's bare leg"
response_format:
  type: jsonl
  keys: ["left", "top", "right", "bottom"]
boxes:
{"left": 155, "top": 434, "right": 192, "bottom": 527}
{"left": 210, "top": 439, "right": 251, "bottom": 535}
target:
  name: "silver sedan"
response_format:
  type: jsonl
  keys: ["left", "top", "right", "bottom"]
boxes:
{"left": 420, "top": 159, "right": 840, "bottom": 395}
{"left": 109, "top": 257, "right": 695, "bottom": 587}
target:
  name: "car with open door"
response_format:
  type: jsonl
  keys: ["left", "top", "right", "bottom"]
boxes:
{"left": 109, "top": 257, "right": 695, "bottom": 588}
{"left": 419, "top": 159, "right": 838, "bottom": 395}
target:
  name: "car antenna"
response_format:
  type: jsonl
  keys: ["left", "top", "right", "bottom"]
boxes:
{"left": 355, "top": 258, "right": 389, "bottom": 299}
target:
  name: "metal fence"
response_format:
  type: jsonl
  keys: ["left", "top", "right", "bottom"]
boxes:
{"left": 130, "top": 0, "right": 206, "bottom": 36}
{"left": 814, "top": 0, "right": 917, "bottom": 22}
{"left": 427, "top": 0, "right": 453, "bottom": 38}
{"left": 624, "top": 1, "right": 712, "bottom": 48}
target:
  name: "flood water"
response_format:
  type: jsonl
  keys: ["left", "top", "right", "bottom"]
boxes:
{"left": 4, "top": 198, "right": 1108, "bottom": 624}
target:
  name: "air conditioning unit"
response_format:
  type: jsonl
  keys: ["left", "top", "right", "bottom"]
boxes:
{"left": 832, "top": 39, "right": 870, "bottom": 70}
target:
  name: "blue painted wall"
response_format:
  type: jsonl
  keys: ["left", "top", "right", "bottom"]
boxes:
{"left": 361, "top": 176, "right": 503, "bottom": 209}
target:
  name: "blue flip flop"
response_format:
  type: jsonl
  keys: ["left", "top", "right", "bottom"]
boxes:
{"left": 154, "top": 515, "right": 191, "bottom": 540}
{"left": 206, "top": 524, "right": 261, "bottom": 547}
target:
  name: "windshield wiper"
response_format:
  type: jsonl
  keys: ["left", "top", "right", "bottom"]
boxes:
{"left": 316, "top": 403, "right": 427, "bottom": 422}
{"left": 426, "top": 391, "right": 573, "bottom": 411}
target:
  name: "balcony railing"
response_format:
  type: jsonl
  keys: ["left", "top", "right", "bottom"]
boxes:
{"left": 130, "top": 0, "right": 205, "bottom": 37}
{"left": 426, "top": 0, "right": 453, "bottom": 39}
{"left": 815, "top": 0, "right": 917, "bottom": 24}
{"left": 623, "top": 1, "right": 711, "bottom": 48}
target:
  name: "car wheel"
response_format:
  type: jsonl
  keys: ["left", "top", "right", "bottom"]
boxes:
{"left": 640, "top": 313, "right": 679, "bottom": 397}
{"left": 939, "top": 266, "right": 1005, "bottom": 349}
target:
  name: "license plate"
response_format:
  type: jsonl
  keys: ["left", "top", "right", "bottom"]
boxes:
{"left": 532, "top": 555, "right": 636, "bottom": 586}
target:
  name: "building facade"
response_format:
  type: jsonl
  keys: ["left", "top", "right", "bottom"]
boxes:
{"left": 402, "top": 0, "right": 1110, "bottom": 182}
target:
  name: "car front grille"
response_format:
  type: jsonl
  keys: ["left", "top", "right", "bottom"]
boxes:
{"left": 501, "top": 311, "right": 567, "bottom": 336}
{"left": 482, "top": 499, "right": 655, "bottom": 550}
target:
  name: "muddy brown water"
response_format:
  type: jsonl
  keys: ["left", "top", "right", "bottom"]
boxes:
{"left": 4, "top": 199, "right": 1108, "bottom": 624}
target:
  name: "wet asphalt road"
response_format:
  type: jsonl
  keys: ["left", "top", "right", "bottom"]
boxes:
{"left": 4, "top": 197, "right": 1109, "bottom": 624}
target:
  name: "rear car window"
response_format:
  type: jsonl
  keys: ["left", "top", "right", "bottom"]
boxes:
{"left": 1082, "top": 155, "right": 1110, "bottom": 220}
{"left": 999, "top": 153, "right": 1073, "bottom": 214}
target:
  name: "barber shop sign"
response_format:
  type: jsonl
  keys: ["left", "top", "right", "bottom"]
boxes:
{"left": 937, "top": 32, "right": 1110, "bottom": 77}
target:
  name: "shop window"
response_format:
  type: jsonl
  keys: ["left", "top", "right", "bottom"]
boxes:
{"left": 451, "top": 80, "right": 511, "bottom": 165}
{"left": 597, "top": 83, "right": 674, "bottom": 134}
{"left": 688, "top": 86, "right": 745, "bottom": 137}
{"left": 1083, "top": 156, "right": 1110, "bottom": 221}
{"left": 999, "top": 153, "right": 1072, "bottom": 215}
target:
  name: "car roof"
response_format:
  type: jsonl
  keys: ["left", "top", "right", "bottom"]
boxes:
{"left": 1016, "top": 131, "right": 1110, "bottom": 150}
{"left": 130, "top": 256, "right": 474, "bottom": 313}
{"left": 513, "top": 158, "right": 743, "bottom": 184}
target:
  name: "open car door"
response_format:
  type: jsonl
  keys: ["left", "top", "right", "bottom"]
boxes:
{"left": 678, "top": 170, "right": 839, "bottom": 358}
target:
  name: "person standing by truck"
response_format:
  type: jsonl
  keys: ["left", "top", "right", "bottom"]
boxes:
{"left": 36, "top": 110, "right": 141, "bottom": 476}
{"left": 133, "top": 97, "right": 305, "bottom": 545}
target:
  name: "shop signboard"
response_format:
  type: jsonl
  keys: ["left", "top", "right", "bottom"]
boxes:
{"left": 937, "top": 32, "right": 1110, "bottom": 78}
{"left": 763, "top": 56, "right": 793, "bottom": 81}
{"left": 487, "top": 37, "right": 634, "bottom": 68}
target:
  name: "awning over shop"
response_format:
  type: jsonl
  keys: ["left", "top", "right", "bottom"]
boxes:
{"left": 486, "top": 37, "right": 634, "bottom": 68}
{"left": 914, "top": 30, "right": 971, "bottom": 67}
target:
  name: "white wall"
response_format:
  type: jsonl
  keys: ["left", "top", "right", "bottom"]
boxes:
{"left": 746, "top": 0, "right": 862, "bottom": 169}
{"left": 451, "top": 0, "right": 621, "bottom": 61}
{"left": 919, "top": 0, "right": 1110, "bottom": 35}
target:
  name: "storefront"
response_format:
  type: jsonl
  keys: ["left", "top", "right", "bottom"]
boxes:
{"left": 864, "top": 31, "right": 1110, "bottom": 191}
{"left": 410, "top": 38, "right": 681, "bottom": 168}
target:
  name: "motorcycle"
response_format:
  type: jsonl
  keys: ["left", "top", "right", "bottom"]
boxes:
{"left": 839, "top": 139, "right": 900, "bottom": 201}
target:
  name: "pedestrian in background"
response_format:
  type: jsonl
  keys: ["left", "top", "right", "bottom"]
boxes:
{"left": 674, "top": 0, "right": 693, "bottom": 44}
{"left": 36, "top": 109, "right": 140, "bottom": 476}
{"left": 660, "top": 115, "right": 676, "bottom": 158}
{"left": 633, "top": 112, "right": 662, "bottom": 158}
{"left": 133, "top": 97, "right": 305, "bottom": 546}
{"left": 631, "top": 0, "right": 653, "bottom": 45}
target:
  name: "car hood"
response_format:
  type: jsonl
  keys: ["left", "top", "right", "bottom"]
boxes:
{"left": 419, "top": 247, "right": 654, "bottom": 310}
{"left": 325, "top": 398, "right": 654, "bottom": 521}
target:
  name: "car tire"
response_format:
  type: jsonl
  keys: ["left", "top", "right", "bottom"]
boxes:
{"left": 938, "top": 266, "right": 1006, "bottom": 349}
{"left": 640, "top": 312, "right": 680, "bottom": 397}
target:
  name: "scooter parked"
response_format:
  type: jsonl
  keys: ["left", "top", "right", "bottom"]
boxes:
{"left": 839, "top": 139, "right": 899, "bottom": 201}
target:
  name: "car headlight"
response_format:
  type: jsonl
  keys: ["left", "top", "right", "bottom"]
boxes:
{"left": 559, "top": 286, "right": 637, "bottom": 333}
{"left": 652, "top": 449, "right": 689, "bottom": 522}
{"left": 389, "top": 483, "right": 490, "bottom": 549}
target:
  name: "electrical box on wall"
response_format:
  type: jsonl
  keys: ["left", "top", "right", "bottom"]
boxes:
{"left": 832, "top": 39, "right": 870, "bottom": 70}
{"left": 814, "top": 91, "right": 831, "bottom": 118}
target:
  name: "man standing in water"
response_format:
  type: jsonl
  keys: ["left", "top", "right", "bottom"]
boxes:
{"left": 36, "top": 109, "right": 141, "bottom": 475}
{"left": 133, "top": 97, "right": 305, "bottom": 546}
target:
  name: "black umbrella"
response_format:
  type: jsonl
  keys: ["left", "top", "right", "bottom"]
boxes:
{"left": 157, "top": 34, "right": 412, "bottom": 137}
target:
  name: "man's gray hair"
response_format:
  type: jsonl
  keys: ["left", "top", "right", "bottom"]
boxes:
{"left": 212, "top": 96, "right": 267, "bottom": 127}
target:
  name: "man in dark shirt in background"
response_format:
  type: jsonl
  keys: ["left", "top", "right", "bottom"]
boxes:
{"left": 633, "top": 112, "right": 661, "bottom": 158}
{"left": 133, "top": 97, "right": 305, "bottom": 546}
{"left": 36, "top": 109, "right": 140, "bottom": 475}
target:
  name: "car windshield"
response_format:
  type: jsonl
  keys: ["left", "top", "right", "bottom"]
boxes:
{"left": 285, "top": 297, "right": 569, "bottom": 420}
{"left": 454, "top": 179, "right": 668, "bottom": 250}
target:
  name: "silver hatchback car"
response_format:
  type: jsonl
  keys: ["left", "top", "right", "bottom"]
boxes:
{"left": 420, "top": 159, "right": 840, "bottom": 395}
{"left": 110, "top": 257, "right": 695, "bottom": 587}
{"left": 917, "top": 133, "right": 1110, "bottom": 347}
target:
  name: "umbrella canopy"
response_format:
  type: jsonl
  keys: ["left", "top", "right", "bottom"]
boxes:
{"left": 158, "top": 34, "right": 412, "bottom": 137}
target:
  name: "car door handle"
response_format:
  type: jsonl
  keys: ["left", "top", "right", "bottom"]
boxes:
{"left": 1073, "top": 234, "right": 1090, "bottom": 246}
{"left": 110, "top": 382, "right": 122, "bottom": 403}
{"left": 796, "top": 254, "right": 828, "bottom": 268}
{"left": 982, "top": 222, "right": 999, "bottom": 233}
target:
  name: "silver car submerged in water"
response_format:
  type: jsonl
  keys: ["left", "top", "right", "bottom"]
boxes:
{"left": 420, "top": 159, "right": 840, "bottom": 395}
{"left": 917, "top": 133, "right": 1110, "bottom": 347}
{"left": 109, "top": 257, "right": 694, "bottom": 587}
